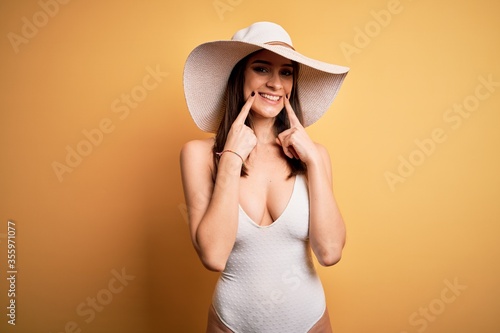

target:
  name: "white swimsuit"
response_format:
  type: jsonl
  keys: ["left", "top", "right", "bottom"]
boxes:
{"left": 212, "top": 174, "right": 326, "bottom": 332}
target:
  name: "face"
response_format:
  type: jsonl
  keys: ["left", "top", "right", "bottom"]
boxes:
{"left": 243, "top": 49, "right": 294, "bottom": 120}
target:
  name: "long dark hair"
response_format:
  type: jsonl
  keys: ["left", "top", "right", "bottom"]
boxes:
{"left": 213, "top": 50, "right": 307, "bottom": 179}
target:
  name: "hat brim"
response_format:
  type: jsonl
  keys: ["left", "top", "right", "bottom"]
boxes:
{"left": 183, "top": 40, "right": 349, "bottom": 133}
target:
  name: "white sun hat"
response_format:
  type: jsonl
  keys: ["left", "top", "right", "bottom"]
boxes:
{"left": 183, "top": 21, "right": 349, "bottom": 133}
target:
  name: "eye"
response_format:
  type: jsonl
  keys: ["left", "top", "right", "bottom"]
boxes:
{"left": 252, "top": 66, "right": 268, "bottom": 74}
{"left": 280, "top": 69, "right": 293, "bottom": 77}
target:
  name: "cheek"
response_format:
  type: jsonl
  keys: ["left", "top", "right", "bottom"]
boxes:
{"left": 243, "top": 74, "right": 254, "bottom": 91}
{"left": 243, "top": 77, "right": 264, "bottom": 98}
{"left": 244, "top": 73, "right": 262, "bottom": 88}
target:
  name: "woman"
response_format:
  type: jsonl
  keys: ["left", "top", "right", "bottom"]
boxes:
{"left": 181, "top": 22, "right": 349, "bottom": 333}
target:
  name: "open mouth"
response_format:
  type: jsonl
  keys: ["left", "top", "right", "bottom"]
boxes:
{"left": 259, "top": 93, "right": 281, "bottom": 102}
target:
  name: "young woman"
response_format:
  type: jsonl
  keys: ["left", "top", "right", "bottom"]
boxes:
{"left": 181, "top": 21, "right": 349, "bottom": 333}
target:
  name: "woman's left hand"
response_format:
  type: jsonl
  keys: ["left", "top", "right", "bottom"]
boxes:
{"left": 276, "top": 95, "right": 321, "bottom": 165}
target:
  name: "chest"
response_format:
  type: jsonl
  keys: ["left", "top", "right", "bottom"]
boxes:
{"left": 239, "top": 170, "right": 304, "bottom": 227}
{"left": 236, "top": 174, "right": 310, "bottom": 244}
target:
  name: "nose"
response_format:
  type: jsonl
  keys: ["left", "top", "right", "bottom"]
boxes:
{"left": 266, "top": 70, "right": 283, "bottom": 90}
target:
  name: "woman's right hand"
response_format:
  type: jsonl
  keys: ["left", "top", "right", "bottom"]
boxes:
{"left": 180, "top": 92, "right": 257, "bottom": 271}
{"left": 223, "top": 92, "right": 258, "bottom": 162}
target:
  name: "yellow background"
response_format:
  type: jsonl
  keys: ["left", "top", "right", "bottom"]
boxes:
{"left": 1, "top": 0, "right": 499, "bottom": 332}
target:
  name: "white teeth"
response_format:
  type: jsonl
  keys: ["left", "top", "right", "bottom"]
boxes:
{"left": 260, "top": 93, "right": 280, "bottom": 101}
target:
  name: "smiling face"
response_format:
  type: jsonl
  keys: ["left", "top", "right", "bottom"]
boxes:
{"left": 243, "top": 49, "right": 294, "bottom": 121}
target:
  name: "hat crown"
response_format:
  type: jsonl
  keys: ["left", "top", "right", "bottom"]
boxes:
{"left": 231, "top": 21, "right": 293, "bottom": 47}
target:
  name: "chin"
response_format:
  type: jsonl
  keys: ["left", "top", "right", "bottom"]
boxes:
{"left": 252, "top": 104, "right": 284, "bottom": 119}
{"left": 252, "top": 110, "right": 282, "bottom": 120}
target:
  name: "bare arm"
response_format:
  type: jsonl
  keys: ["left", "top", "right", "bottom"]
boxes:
{"left": 276, "top": 95, "right": 346, "bottom": 266}
{"left": 306, "top": 143, "right": 346, "bottom": 266}
{"left": 180, "top": 140, "right": 243, "bottom": 271}
{"left": 180, "top": 93, "right": 257, "bottom": 271}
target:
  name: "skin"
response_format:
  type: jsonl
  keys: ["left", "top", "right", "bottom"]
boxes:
{"left": 180, "top": 49, "right": 344, "bottom": 331}
{"left": 181, "top": 48, "right": 346, "bottom": 268}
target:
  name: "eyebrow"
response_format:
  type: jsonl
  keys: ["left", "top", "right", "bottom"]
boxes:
{"left": 250, "top": 60, "right": 294, "bottom": 68}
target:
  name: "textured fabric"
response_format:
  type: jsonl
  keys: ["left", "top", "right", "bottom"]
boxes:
{"left": 212, "top": 175, "right": 326, "bottom": 332}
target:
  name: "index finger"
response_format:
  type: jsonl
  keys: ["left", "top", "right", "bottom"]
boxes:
{"left": 234, "top": 91, "right": 256, "bottom": 125}
{"left": 284, "top": 94, "right": 302, "bottom": 128}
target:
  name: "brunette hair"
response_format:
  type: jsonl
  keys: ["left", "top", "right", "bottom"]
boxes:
{"left": 212, "top": 50, "right": 307, "bottom": 179}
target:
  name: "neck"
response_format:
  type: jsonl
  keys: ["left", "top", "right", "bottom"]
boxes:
{"left": 251, "top": 117, "right": 276, "bottom": 145}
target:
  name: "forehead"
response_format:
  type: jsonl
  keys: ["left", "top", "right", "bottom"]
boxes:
{"left": 247, "top": 49, "right": 293, "bottom": 66}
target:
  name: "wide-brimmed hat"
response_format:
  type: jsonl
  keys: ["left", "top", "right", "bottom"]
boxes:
{"left": 183, "top": 21, "right": 349, "bottom": 133}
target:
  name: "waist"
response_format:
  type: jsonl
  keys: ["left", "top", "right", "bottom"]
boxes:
{"left": 213, "top": 268, "right": 325, "bottom": 332}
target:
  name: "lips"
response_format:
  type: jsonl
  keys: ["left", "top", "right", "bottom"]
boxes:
{"left": 259, "top": 93, "right": 281, "bottom": 102}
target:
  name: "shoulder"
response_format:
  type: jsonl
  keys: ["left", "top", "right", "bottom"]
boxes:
{"left": 180, "top": 137, "right": 215, "bottom": 172}
{"left": 313, "top": 142, "right": 333, "bottom": 181}
{"left": 314, "top": 142, "right": 331, "bottom": 162}
{"left": 181, "top": 138, "right": 214, "bottom": 156}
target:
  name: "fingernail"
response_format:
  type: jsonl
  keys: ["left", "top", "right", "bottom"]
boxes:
{"left": 251, "top": 91, "right": 255, "bottom": 97}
